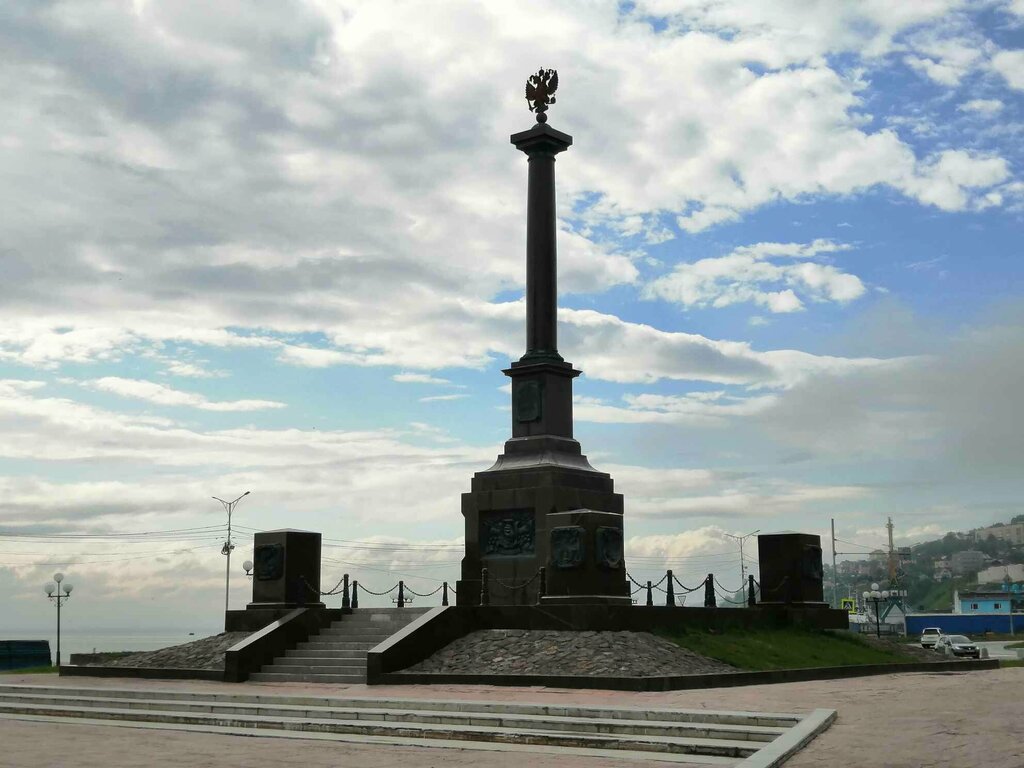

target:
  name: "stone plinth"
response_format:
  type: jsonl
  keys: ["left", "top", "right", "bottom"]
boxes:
{"left": 456, "top": 446, "right": 629, "bottom": 605}
{"left": 247, "top": 529, "right": 324, "bottom": 610}
{"left": 756, "top": 531, "right": 827, "bottom": 606}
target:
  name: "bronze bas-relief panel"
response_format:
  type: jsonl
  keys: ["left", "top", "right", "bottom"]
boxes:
{"left": 480, "top": 509, "right": 536, "bottom": 557}
{"left": 253, "top": 543, "right": 284, "bottom": 581}
{"left": 550, "top": 525, "right": 585, "bottom": 569}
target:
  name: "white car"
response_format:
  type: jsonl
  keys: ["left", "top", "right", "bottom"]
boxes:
{"left": 920, "top": 627, "right": 943, "bottom": 648}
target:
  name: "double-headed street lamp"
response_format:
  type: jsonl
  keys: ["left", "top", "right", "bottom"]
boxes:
{"left": 43, "top": 572, "right": 74, "bottom": 668}
{"left": 862, "top": 582, "right": 890, "bottom": 639}
{"left": 214, "top": 491, "right": 250, "bottom": 613}
{"left": 723, "top": 529, "right": 760, "bottom": 592}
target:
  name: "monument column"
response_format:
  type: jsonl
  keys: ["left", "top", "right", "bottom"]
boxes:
{"left": 456, "top": 70, "right": 629, "bottom": 607}
{"left": 515, "top": 121, "right": 571, "bottom": 361}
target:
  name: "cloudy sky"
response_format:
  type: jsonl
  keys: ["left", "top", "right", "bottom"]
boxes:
{"left": 2, "top": 0, "right": 1022, "bottom": 632}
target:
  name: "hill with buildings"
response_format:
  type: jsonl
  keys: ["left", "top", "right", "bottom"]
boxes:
{"left": 832, "top": 515, "right": 1024, "bottom": 613}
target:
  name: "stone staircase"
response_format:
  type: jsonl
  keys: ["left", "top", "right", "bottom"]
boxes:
{"left": 0, "top": 683, "right": 836, "bottom": 765}
{"left": 248, "top": 607, "right": 430, "bottom": 684}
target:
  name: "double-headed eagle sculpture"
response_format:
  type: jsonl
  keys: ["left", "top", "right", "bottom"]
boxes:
{"left": 526, "top": 68, "right": 558, "bottom": 123}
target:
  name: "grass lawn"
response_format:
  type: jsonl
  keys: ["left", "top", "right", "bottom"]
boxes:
{"left": 1000, "top": 659, "right": 1024, "bottom": 668}
{"left": 1006, "top": 641, "right": 1024, "bottom": 649}
{"left": 3, "top": 666, "right": 56, "bottom": 674}
{"left": 660, "top": 628, "right": 910, "bottom": 671}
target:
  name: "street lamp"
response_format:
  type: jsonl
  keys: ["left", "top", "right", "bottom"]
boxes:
{"left": 43, "top": 572, "right": 74, "bottom": 668}
{"left": 862, "top": 582, "right": 890, "bottom": 639}
{"left": 723, "top": 529, "right": 760, "bottom": 593}
{"left": 213, "top": 491, "right": 250, "bottom": 614}
{"left": 242, "top": 560, "right": 254, "bottom": 579}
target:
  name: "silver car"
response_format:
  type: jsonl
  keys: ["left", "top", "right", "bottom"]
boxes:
{"left": 935, "top": 634, "right": 980, "bottom": 658}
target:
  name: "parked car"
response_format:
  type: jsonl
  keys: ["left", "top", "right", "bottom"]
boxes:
{"left": 935, "top": 634, "right": 980, "bottom": 658}
{"left": 920, "top": 627, "right": 943, "bottom": 648}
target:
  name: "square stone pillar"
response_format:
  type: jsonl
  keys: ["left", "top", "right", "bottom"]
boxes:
{"left": 247, "top": 529, "right": 325, "bottom": 609}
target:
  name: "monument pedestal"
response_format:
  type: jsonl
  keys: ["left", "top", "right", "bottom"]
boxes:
{"left": 456, "top": 437, "right": 629, "bottom": 606}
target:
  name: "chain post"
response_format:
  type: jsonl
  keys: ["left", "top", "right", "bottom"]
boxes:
{"left": 646, "top": 580, "right": 653, "bottom": 606}
{"left": 442, "top": 581, "right": 449, "bottom": 606}
{"left": 480, "top": 567, "right": 489, "bottom": 606}
{"left": 396, "top": 580, "right": 405, "bottom": 608}
{"left": 748, "top": 574, "right": 756, "bottom": 607}
{"left": 351, "top": 580, "right": 359, "bottom": 609}
{"left": 704, "top": 573, "right": 716, "bottom": 608}
{"left": 536, "top": 567, "right": 546, "bottom": 605}
{"left": 341, "top": 574, "right": 350, "bottom": 610}
{"left": 665, "top": 569, "right": 675, "bottom": 607}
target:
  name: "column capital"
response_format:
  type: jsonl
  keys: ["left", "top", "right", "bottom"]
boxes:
{"left": 511, "top": 122, "right": 573, "bottom": 155}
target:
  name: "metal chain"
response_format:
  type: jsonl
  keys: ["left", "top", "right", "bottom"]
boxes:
{"left": 672, "top": 574, "right": 709, "bottom": 594}
{"left": 357, "top": 582, "right": 400, "bottom": 596}
{"left": 300, "top": 575, "right": 346, "bottom": 597}
{"left": 405, "top": 584, "right": 443, "bottom": 597}
{"left": 714, "top": 580, "right": 745, "bottom": 596}
{"left": 626, "top": 571, "right": 667, "bottom": 589}
{"left": 714, "top": 586, "right": 746, "bottom": 605}
{"left": 491, "top": 569, "right": 541, "bottom": 591}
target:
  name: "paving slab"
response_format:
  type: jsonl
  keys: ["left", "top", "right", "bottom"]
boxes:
{"left": 2, "top": 666, "right": 1022, "bottom": 767}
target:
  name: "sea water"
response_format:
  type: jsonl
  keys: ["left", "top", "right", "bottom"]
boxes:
{"left": 2, "top": 627, "right": 224, "bottom": 662}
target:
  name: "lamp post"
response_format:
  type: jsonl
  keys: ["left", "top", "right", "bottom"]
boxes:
{"left": 862, "top": 582, "right": 890, "bottom": 639}
{"left": 213, "top": 491, "right": 250, "bottom": 614}
{"left": 723, "top": 529, "right": 760, "bottom": 594}
{"left": 43, "top": 572, "right": 74, "bottom": 668}
{"left": 242, "top": 559, "right": 254, "bottom": 579}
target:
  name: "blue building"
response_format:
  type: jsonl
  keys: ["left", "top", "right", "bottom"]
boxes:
{"left": 955, "top": 590, "right": 1013, "bottom": 614}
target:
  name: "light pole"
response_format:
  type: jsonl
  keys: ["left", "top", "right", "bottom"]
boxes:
{"left": 43, "top": 572, "right": 74, "bottom": 668}
{"left": 862, "top": 582, "right": 890, "bottom": 639}
{"left": 723, "top": 529, "right": 760, "bottom": 595}
{"left": 214, "top": 491, "right": 250, "bottom": 613}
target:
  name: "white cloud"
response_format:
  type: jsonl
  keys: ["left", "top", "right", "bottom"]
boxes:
{"left": 393, "top": 372, "right": 456, "bottom": 386}
{"left": 958, "top": 98, "right": 1004, "bottom": 115}
{"left": 991, "top": 49, "right": 1024, "bottom": 90}
{"left": 418, "top": 394, "right": 469, "bottom": 403}
{"left": 83, "top": 377, "right": 286, "bottom": 412}
{"left": 644, "top": 239, "right": 865, "bottom": 314}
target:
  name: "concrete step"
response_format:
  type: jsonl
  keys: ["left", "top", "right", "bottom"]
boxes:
{"left": 296, "top": 639, "right": 378, "bottom": 649}
{"left": 0, "top": 685, "right": 805, "bottom": 727}
{"left": 0, "top": 700, "right": 760, "bottom": 758}
{"left": 318, "top": 627, "right": 394, "bottom": 637}
{"left": 0, "top": 692, "right": 786, "bottom": 742}
{"left": 263, "top": 661, "right": 365, "bottom": 674}
{"left": 246, "top": 672, "right": 367, "bottom": 683}
{"left": 284, "top": 649, "right": 367, "bottom": 660}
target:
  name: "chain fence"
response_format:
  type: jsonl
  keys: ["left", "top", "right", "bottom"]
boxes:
{"left": 295, "top": 566, "right": 783, "bottom": 611}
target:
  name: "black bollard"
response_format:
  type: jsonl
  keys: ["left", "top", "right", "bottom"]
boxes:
{"left": 342, "top": 573, "right": 350, "bottom": 610}
{"left": 748, "top": 574, "right": 756, "bottom": 607}
{"left": 442, "top": 581, "right": 449, "bottom": 606}
{"left": 646, "top": 580, "right": 653, "bottom": 607}
{"left": 537, "top": 567, "right": 547, "bottom": 605}
{"left": 397, "top": 580, "right": 405, "bottom": 608}
{"left": 704, "top": 573, "right": 716, "bottom": 608}
{"left": 351, "top": 580, "right": 359, "bottom": 609}
{"left": 480, "top": 567, "right": 490, "bottom": 606}
{"left": 666, "top": 569, "right": 675, "bottom": 607}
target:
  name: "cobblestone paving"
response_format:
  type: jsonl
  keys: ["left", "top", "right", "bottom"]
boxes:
{"left": 406, "top": 629, "right": 736, "bottom": 676}
{"left": 100, "top": 632, "right": 250, "bottom": 670}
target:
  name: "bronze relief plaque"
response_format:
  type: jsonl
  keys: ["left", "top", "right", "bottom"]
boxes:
{"left": 596, "top": 526, "right": 624, "bottom": 570}
{"left": 481, "top": 509, "right": 535, "bottom": 557}
{"left": 550, "top": 526, "right": 585, "bottom": 569}
{"left": 253, "top": 543, "right": 284, "bottom": 581}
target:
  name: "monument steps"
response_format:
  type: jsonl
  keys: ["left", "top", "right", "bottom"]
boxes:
{"left": 250, "top": 607, "right": 430, "bottom": 684}
{"left": 0, "top": 684, "right": 835, "bottom": 765}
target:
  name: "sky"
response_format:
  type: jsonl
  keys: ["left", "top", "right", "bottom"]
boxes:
{"left": 1, "top": 0, "right": 1023, "bottom": 632}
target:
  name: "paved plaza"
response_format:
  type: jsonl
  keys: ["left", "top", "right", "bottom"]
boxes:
{"left": 0, "top": 666, "right": 1021, "bottom": 767}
